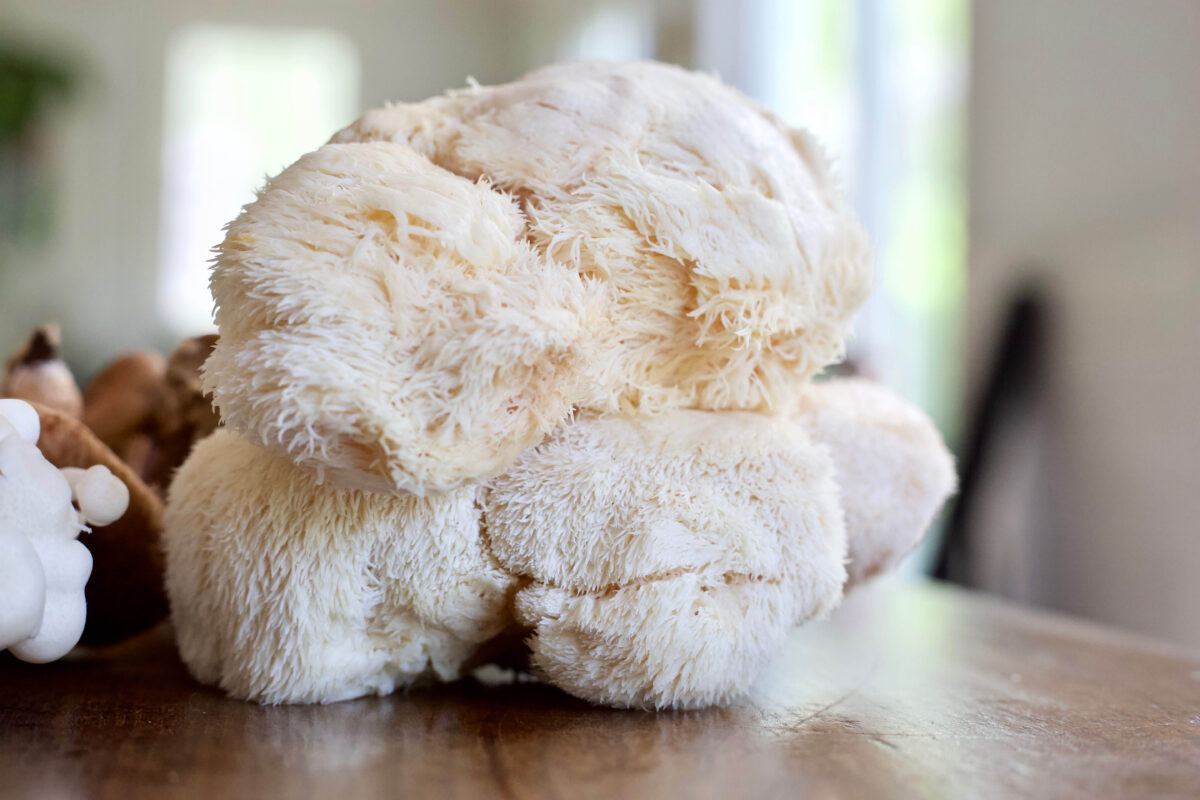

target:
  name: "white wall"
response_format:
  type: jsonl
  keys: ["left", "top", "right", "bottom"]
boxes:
{"left": 0, "top": 0, "right": 525, "bottom": 375}
{"left": 969, "top": 0, "right": 1200, "bottom": 646}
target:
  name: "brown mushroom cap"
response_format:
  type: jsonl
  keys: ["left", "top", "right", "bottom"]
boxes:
{"left": 82, "top": 351, "right": 167, "bottom": 451}
{"left": 2, "top": 324, "right": 84, "bottom": 418}
{"left": 160, "top": 334, "right": 219, "bottom": 438}
{"left": 139, "top": 334, "right": 220, "bottom": 492}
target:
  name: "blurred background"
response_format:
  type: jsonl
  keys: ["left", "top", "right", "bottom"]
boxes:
{"left": 0, "top": 1, "right": 1196, "bottom": 648}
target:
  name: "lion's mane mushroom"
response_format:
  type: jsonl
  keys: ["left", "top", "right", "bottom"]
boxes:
{"left": 165, "top": 430, "right": 515, "bottom": 704}
{"left": 333, "top": 61, "right": 872, "bottom": 415}
{"left": 486, "top": 410, "right": 848, "bottom": 708}
{"left": 797, "top": 379, "right": 957, "bottom": 586}
{"left": 205, "top": 143, "right": 608, "bottom": 495}
{"left": 164, "top": 61, "right": 956, "bottom": 710}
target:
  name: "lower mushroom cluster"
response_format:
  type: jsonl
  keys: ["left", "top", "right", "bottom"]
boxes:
{"left": 164, "top": 380, "right": 953, "bottom": 709}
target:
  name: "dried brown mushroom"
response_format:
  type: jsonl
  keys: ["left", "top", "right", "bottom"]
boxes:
{"left": 30, "top": 401, "right": 167, "bottom": 645}
{"left": 81, "top": 334, "right": 220, "bottom": 493}
{"left": 1, "top": 325, "right": 220, "bottom": 647}
{"left": 142, "top": 335, "right": 219, "bottom": 490}
{"left": 2, "top": 324, "right": 84, "bottom": 418}
{"left": 82, "top": 351, "right": 167, "bottom": 477}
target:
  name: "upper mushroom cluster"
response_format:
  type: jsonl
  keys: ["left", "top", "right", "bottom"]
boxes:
{"left": 204, "top": 61, "right": 872, "bottom": 496}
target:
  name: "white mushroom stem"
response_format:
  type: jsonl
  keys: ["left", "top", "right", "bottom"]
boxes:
{"left": 0, "top": 531, "right": 46, "bottom": 645}
{"left": 0, "top": 398, "right": 40, "bottom": 444}
{"left": 73, "top": 465, "right": 130, "bottom": 527}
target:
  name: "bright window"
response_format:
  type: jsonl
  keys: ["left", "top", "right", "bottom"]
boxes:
{"left": 697, "top": 0, "right": 969, "bottom": 433}
{"left": 695, "top": 0, "right": 969, "bottom": 573}
{"left": 158, "top": 24, "right": 360, "bottom": 335}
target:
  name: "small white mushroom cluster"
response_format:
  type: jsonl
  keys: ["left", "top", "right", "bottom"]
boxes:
{"left": 0, "top": 399, "right": 129, "bottom": 662}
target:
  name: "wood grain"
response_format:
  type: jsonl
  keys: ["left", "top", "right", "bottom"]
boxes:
{"left": 1, "top": 580, "right": 1197, "bottom": 799}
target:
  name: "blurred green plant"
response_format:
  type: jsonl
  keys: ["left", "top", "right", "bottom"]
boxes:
{"left": 0, "top": 38, "right": 77, "bottom": 242}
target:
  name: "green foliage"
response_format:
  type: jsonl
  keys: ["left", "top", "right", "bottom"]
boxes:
{"left": 0, "top": 39, "right": 75, "bottom": 143}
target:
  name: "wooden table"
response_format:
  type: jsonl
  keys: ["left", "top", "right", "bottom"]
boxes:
{"left": 2, "top": 580, "right": 1197, "bottom": 799}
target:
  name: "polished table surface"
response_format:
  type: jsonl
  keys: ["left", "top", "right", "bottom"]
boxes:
{"left": 2, "top": 580, "right": 1198, "bottom": 799}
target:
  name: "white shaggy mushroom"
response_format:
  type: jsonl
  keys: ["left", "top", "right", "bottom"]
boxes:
{"left": 164, "top": 430, "right": 517, "bottom": 704}
{"left": 163, "top": 61, "right": 956, "bottom": 710}
{"left": 334, "top": 61, "right": 873, "bottom": 415}
{"left": 797, "top": 379, "right": 957, "bottom": 586}
{"left": 486, "top": 411, "right": 847, "bottom": 708}
{"left": 206, "top": 141, "right": 607, "bottom": 496}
